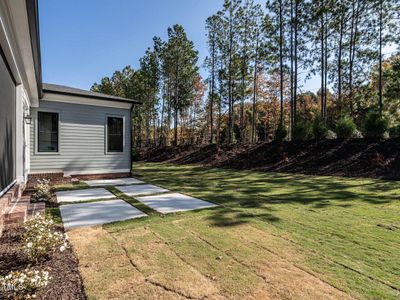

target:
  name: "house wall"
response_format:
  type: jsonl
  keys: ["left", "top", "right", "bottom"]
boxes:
{"left": 30, "top": 100, "right": 131, "bottom": 175}
{"left": 0, "top": 48, "right": 16, "bottom": 195}
{"left": 0, "top": 0, "right": 38, "bottom": 196}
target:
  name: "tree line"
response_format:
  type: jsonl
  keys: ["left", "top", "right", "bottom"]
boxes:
{"left": 92, "top": 0, "right": 400, "bottom": 148}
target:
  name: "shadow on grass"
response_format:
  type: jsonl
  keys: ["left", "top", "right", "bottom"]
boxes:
{"left": 131, "top": 163, "right": 400, "bottom": 227}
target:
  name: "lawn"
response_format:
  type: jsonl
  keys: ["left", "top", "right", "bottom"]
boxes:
{"left": 67, "top": 162, "right": 400, "bottom": 299}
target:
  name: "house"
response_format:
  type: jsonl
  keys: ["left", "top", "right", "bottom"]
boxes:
{"left": 0, "top": 0, "right": 140, "bottom": 233}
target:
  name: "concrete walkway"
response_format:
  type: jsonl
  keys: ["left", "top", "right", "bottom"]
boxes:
{"left": 60, "top": 199, "right": 146, "bottom": 229}
{"left": 136, "top": 193, "right": 217, "bottom": 214}
{"left": 57, "top": 177, "right": 217, "bottom": 229}
{"left": 84, "top": 178, "right": 144, "bottom": 187}
{"left": 56, "top": 188, "right": 115, "bottom": 203}
{"left": 115, "top": 184, "right": 170, "bottom": 197}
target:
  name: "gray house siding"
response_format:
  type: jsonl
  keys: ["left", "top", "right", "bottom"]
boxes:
{"left": 30, "top": 100, "right": 131, "bottom": 174}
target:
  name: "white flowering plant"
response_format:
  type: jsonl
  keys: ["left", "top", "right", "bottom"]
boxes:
{"left": 31, "top": 179, "right": 52, "bottom": 202}
{"left": 22, "top": 214, "right": 69, "bottom": 263}
{"left": 0, "top": 268, "right": 50, "bottom": 299}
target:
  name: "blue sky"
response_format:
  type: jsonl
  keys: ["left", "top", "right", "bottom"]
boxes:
{"left": 39, "top": 0, "right": 229, "bottom": 90}
{"left": 39, "top": 0, "right": 396, "bottom": 93}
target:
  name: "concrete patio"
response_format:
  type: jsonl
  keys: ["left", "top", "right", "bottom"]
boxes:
{"left": 84, "top": 178, "right": 144, "bottom": 186}
{"left": 135, "top": 192, "right": 217, "bottom": 214}
{"left": 60, "top": 199, "right": 147, "bottom": 229}
{"left": 115, "top": 184, "right": 170, "bottom": 196}
{"left": 56, "top": 188, "right": 115, "bottom": 203}
{"left": 57, "top": 178, "right": 217, "bottom": 229}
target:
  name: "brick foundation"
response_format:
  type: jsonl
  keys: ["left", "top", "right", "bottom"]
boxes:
{"left": 27, "top": 171, "right": 72, "bottom": 189}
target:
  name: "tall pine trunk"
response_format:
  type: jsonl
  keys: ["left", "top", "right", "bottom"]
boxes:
{"left": 320, "top": 6, "right": 325, "bottom": 119}
{"left": 240, "top": 18, "right": 248, "bottom": 142}
{"left": 174, "top": 58, "right": 179, "bottom": 146}
{"left": 293, "top": 0, "right": 298, "bottom": 127}
{"left": 378, "top": 0, "right": 383, "bottom": 116}
{"left": 337, "top": 6, "right": 344, "bottom": 115}
{"left": 279, "top": 0, "right": 284, "bottom": 127}
{"left": 290, "top": 0, "right": 294, "bottom": 138}
{"left": 228, "top": 8, "right": 234, "bottom": 144}
{"left": 324, "top": 15, "right": 328, "bottom": 120}
{"left": 210, "top": 41, "right": 216, "bottom": 143}
{"left": 348, "top": 0, "right": 360, "bottom": 116}
{"left": 251, "top": 29, "right": 259, "bottom": 143}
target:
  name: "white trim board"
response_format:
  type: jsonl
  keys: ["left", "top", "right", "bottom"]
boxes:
{"left": 0, "top": 179, "right": 16, "bottom": 198}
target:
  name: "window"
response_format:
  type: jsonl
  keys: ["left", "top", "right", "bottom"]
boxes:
{"left": 38, "top": 111, "right": 59, "bottom": 152}
{"left": 107, "top": 116, "right": 124, "bottom": 152}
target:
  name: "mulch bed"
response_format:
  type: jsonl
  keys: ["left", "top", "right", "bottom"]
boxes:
{"left": 140, "top": 138, "right": 400, "bottom": 180}
{"left": 0, "top": 227, "right": 86, "bottom": 299}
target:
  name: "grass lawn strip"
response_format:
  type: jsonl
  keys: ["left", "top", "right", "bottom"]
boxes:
{"left": 131, "top": 162, "right": 400, "bottom": 299}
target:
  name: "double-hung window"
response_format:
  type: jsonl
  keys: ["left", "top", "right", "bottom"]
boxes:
{"left": 107, "top": 116, "right": 124, "bottom": 152}
{"left": 37, "top": 111, "right": 59, "bottom": 153}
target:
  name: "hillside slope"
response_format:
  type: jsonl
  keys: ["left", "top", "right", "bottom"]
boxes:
{"left": 139, "top": 139, "right": 400, "bottom": 180}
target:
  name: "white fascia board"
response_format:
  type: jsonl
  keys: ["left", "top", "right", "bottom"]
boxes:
{"left": 42, "top": 92, "right": 133, "bottom": 110}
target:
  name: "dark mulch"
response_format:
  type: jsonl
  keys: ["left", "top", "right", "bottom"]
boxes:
{"left": 0, "top": 228, "right": 86, "bottom": 300}
{"left": 140, "top": 138, "right": 400, "bottom": 180}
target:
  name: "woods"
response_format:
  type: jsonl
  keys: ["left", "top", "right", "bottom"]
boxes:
{"left": 92, "top": 0, "right": 400, "bottom": 148}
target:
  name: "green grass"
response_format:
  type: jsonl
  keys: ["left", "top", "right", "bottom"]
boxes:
{"left": 53, "top": 181, "right": 89, "bottom": 191}
{"left": 68, "top": 162, "right": 400, "bottom": 299}
{"left": 46, "top": 207, "right": 62, "bottom": 224}
{"left": 105, "top": 185, "right": 161, "bottom": 216}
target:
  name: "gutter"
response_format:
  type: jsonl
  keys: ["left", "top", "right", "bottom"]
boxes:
{"left": 42, "top": 89, "right": 142, "bottom": 105}
{"left": 26, "top": 0, "right": 42, "bottom": 99}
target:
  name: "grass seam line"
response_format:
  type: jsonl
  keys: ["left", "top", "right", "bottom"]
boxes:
{"left": 107, "top": 230, "right": 198, "bottom": 300}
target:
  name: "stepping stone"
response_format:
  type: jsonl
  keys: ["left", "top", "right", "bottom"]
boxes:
{"left": 56, "top": 188, "right": 115, "bottom": 203}
{"left": 84, "top": 178, "right": 144, "bottom": 187}
{"left": 136, "top": 193, "right": 217, "bottom": 214}
{"left": 116, "top": 184, "right": 169, "bottom": 197}
{"left": 60, "top": 199, "right": 147, "bottom": 229}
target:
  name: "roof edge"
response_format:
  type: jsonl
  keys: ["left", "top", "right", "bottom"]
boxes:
{"left": 25, "top": 0, "right": 42, "bottom": 99}
{"left": 42, "top": 87, "right": 142, "bottom": 105}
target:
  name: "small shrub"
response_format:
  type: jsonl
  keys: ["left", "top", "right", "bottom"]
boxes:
{"left": 325, "top": 130, "right": 337, "bottom": 140}
{"left": 363, "top": 111, "right": 389, "bottom": 139}
{"left": 352, "top": 129, "right": 363, "bottom": 138}
{"left": 274, "top": 125, "right": 287, "bottom": 141}
{"left": 292, "top": 119, "right": 312, "bottom": 141}
{"left": 336, "top": 115, "right": 356, "bottom": 139}
{"left": 22, "top": 214, "right": 69, "bottom": 263}
{"left": 0, "top": 269, "right": 50, "bottom": 299}
{"left": 31, "top": 179, "right": 52, "bottom": 203}
{"left": 312, "top": 116, "right": 328, "bottom": 140}
{"left": 389, "top": 124, "right": 400, "bottom": 138}
{"left": 131, "top": 147, "right": 141, "bottom": 161}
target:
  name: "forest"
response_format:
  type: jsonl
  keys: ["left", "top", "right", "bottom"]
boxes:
{"left": 91, "top": 0, "right": 400, "bottom": 148}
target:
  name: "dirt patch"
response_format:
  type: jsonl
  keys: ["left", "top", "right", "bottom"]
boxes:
{"left": 0, "top": 228, "right": 86, "bottom": 299}
{"left": 140, "top": 138, "right": 400, "bottom": 180}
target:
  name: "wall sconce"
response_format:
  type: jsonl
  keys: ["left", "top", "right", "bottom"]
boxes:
{"left": 24, "top": 113, "right": 32, "bottom": 124}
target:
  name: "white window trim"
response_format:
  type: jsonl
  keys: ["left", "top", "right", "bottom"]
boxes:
{"left": 105, "top": 114, "right": 125, "bottom": 154}
{"left": 35, "top": 109, "right": 61, "bottom": 155}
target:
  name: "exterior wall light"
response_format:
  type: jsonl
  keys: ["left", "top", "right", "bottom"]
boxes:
{"left": 24, "top": 113, "right": 32, "bottom": 124}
